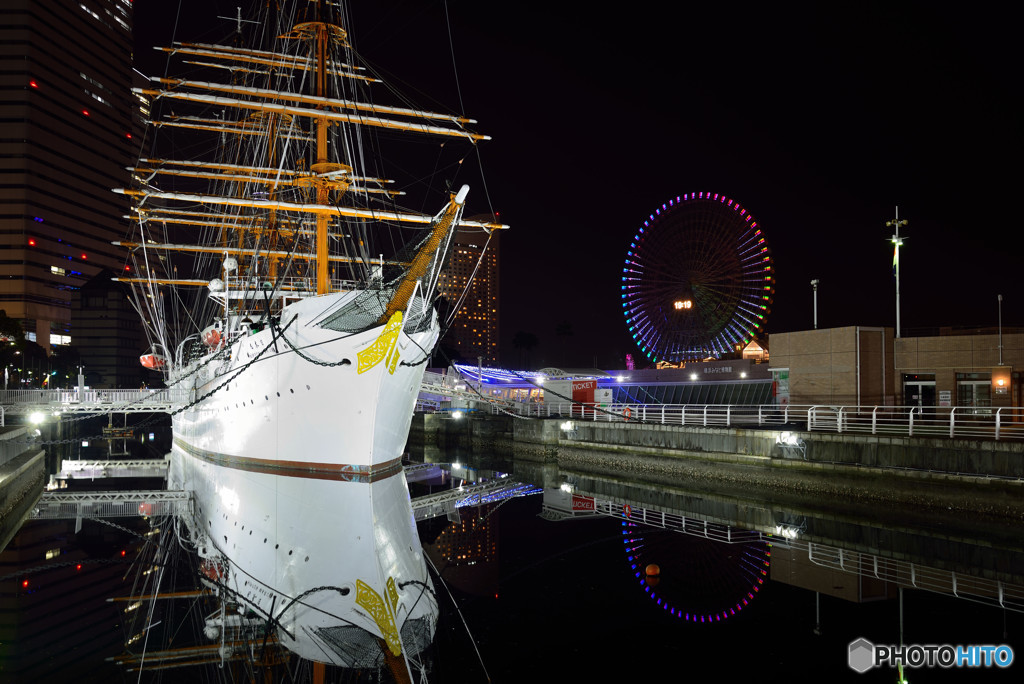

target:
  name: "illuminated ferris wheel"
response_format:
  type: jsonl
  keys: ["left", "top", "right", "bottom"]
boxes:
{"left": 621, "top": 192, "right": 774, "bottom": 363}
{"left": 621, "top": 520, "right": 771, "bottom": 623}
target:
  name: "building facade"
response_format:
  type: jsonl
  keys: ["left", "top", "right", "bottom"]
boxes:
{"left": 769, "top": 325, "right": 1022, "bottom": 410}
{"left": 0, "top": 0, "right": 135, "bottom": 349}
{"left": 437, "top": 220, "right": 500, "bottom": 366}
{"left": 71, "top": 270, "right": 145, "bottom": 389}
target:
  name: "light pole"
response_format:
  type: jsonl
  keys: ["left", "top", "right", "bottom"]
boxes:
{"left": 886, "top": 207, "right": 908, "bottom": 338}
{"left": 998, "top": 294, "right": 1003, "bottom": 365}
{"left": 811, "top": 279, "right": 820, "bottom": 329}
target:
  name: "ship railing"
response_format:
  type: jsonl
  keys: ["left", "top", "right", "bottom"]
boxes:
{"left": 223, "top": 275, "right": 360, "bottom": 296}
{"left": 491, "top": 401, "right": 1024, "bottom": 443}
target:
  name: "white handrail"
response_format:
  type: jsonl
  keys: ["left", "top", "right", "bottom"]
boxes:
{"left": 466, "top": 400, "right": 1024, "bottom": 443}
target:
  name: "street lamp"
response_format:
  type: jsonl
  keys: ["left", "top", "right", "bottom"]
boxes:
{"left": 810, "top": 279, "right": 819, "bottom": 329}
{"left": 998, "top": 294, "right": 1003, "bottom": 365}
{"left": 886, "top": 207, "right": 908, "bottom": 338}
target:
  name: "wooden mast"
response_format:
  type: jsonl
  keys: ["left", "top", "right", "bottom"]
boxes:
{"left": 314, "top": 17, "right": 330, "bottom": 294}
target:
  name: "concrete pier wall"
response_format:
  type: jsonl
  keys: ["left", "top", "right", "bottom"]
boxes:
{"left": 555, "top": 421, "right": 1024, "bottom": 480}
{"left": 408, "top": 412, "right": 1024, "bottom": 519}
{"left": 410, "top": 413, "right": 1024, "bottom": 479}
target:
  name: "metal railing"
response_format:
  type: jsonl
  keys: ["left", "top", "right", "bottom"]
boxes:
{"left": 494, "top": 401, "right": 1024, "bottom": 443}
{"left": 0, "top": 389, "right": 189, "bottom": 420}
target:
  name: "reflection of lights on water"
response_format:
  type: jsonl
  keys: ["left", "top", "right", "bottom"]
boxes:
{"left": 621, "top": 520, "right": 770, "bottom": 622}
{"left": 774, "top": 524, "right": 802, "bottom": 539}
{"left": 776, "top": 431, "right": 800, "bottom": 446}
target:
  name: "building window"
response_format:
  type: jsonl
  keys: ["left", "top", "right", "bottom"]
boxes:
{"left": 956, "top": 372, "right": 991, "bottom": 410}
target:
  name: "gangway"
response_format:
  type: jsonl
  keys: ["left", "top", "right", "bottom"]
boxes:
{"left": 410, "top": 478, "right": 542, "bottom": 522}
{"left": 418, "top": 371, "right": 515, "bottom": 411}
{"left": 52, "top": 459, "right": 169, "bottom": 481}
{"left": 30, "top": 489, "right": 190, "bottom": 522}
{"left": 2, "top": 380, "right": 499, "bottom": 422}
{"left": 0, "top": 388, "right": 187, "bottom": 423}
{"left": 29, "top": 471, "right": 538, "bottom": 525}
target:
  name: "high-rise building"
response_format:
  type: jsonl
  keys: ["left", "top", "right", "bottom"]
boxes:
{"left": 437, "top": 220, "right": 500, "bottom": 366}
{"left": 71, "top": 270, "right": 145, "bottom": 389}
{"left": 0, "top": 0, "right": 135, "bottom": 349}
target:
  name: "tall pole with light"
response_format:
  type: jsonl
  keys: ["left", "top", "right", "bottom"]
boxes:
{"left": 886, "top": 207, "right": 908, "bottom": 338}
{"left": 811, "top": 279, "right": 819, "bottom": 329}
{"left": 998, "top": 294, "right": 1003, "bottom": 365}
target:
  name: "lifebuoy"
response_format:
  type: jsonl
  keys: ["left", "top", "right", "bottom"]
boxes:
{"left": 624, "top": 407, "right": 632, "bottom": 421}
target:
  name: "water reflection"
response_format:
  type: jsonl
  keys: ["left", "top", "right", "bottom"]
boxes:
{"left": 2, "top": 440, "right": 1022, "bottom": 682}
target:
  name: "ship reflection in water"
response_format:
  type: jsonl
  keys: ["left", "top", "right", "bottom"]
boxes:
{"left": 3, "top": 444, "right": 1023, "bottom": 682}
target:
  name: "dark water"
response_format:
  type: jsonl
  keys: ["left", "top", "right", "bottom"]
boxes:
{"left": 3, "top": 442, "right": 1023, "bottom": 683}
{"left": 431, "top": 495, "right": 1023, "bottom": 684}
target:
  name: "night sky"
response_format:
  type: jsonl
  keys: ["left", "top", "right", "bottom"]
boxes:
{"left": 133, "top": 1, "right": 1020, "bottom": 369}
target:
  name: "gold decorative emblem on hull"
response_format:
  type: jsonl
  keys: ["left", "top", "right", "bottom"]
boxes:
{"left": 386, "top": 576, "right": 399, "bottom": 612}
{"left": 357, "top": 311, "right": 402, "bottom": 375}
{"left": 355, "top": 578, "right": 402, "bottom": 656}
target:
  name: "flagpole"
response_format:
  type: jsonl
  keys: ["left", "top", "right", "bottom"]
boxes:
{"left": 887, "top": 207, "right": 908, "bottom": 338}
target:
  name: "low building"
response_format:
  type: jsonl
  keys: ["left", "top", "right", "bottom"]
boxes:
{"left": 769, "top": 325, "right": 1022, "bottom": 410}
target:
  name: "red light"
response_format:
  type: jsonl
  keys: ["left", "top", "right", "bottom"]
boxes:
{"left": 82, "top": 109, "right": 90, "bottom": 116}
{"left": 125, "top": 132, "right": 132, "bottom": 139}
{"left": 124, "top": 265, "right": 130, "bottom": 271}
{"left": 22, "top": 580, "right": 29, "bottom": 588}
{"left": 121, "top": 550, "right": 126, "bottom": 557}
{"left": 76, "top": 564, "right": 82, "bottom": 571}
{"left": 29, "top": 80, "right": 38, "bottom": 88}
{"left": 28, "top": 238, "right": 36, "bottom": 246}
{"left": 81, "top": 253, "right": 87, "bottom": 260}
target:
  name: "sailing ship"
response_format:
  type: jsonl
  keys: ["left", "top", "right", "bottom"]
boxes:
{"left": 116, "top": 1, "right": 504, "bottom": 676}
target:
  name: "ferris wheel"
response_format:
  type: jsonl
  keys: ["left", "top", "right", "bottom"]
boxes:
{"left": 621, "top": 192, "right": 774, "bottom": 363}
{"left": 621, "top": 520, "right": 771, "bottom": 623}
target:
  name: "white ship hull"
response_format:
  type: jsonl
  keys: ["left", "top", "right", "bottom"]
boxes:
{"left": 168, "top": 290, "right": 440, "bottom": 666}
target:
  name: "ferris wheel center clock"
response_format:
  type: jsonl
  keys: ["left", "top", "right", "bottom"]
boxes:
{"left": 622, "top": 192, "right": 774, "bottom": 363}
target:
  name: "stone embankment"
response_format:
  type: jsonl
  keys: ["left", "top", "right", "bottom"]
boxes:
{"left": 409, "top": 413, "right": 1024, "bottom": 520}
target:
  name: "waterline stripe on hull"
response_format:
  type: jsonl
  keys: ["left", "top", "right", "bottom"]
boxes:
{"left": 173, "top": 437, "right": 404, "bottom": 483}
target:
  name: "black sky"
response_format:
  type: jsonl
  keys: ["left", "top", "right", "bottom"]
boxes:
{"left": 133, "top": 1, "right": 1021, "bottom": 369}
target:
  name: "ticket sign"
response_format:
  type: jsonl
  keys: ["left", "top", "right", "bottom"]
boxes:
{"left": 571, "top": 379, "right": 596, "bottom": 403}
{"left": 571, "top": 494, "right": 595, "bottom": 511}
